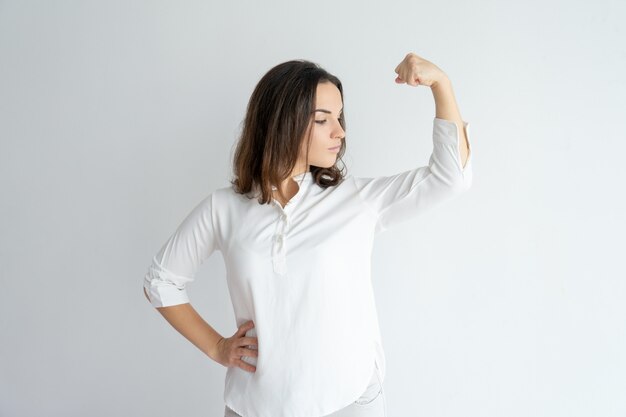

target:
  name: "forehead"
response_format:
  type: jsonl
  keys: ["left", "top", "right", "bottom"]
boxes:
{"left": 315, "top": 82, "right": 343, "bottom": 107}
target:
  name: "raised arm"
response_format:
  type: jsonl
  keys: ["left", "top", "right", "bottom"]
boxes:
{"left": 431, "top": 79, "right": 470, "bottom": 168}
{"left": 395, "top": 52, "right": 470, "bottom": 168}
{"left": 353, "top": 53, "right": 472, "bottom": 234}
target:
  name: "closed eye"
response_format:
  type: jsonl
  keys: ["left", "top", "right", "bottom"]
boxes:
{"left": 315, "top": 120, "right": 327, "bottom": 124}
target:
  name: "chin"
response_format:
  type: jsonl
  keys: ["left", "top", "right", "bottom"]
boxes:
{"left": 311, "top": 157, "right": 338, "bottom": 169}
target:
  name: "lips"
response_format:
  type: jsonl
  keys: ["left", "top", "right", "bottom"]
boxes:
{"left": 328, "top": 145, "right": 341, "bottom": 151}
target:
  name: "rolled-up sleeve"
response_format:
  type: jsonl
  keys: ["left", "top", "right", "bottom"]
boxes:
{"left": 353, "top": 117, "right": 473, "bottom": 234}
{"left": 143, "top": 193, "right": 219, "bottom": 308}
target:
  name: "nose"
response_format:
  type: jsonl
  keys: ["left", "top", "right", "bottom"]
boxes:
{"left": 334, "top": 120, "right": 345, "bottom": 139}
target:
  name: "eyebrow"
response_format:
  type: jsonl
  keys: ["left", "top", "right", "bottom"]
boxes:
{"left": 313, "top": 108, "right": 343, "bottom": 115}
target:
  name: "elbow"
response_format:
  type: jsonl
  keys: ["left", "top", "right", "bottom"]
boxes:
{"left": 142, "top": 281, "right": 188, "bottom": 308}
{"left": 441, "top": 170, "right": 472, "bottom": 197}
{"left": 439, "top": 172, "right": 472, "bottom": 194}
{"left": 429, "top": 160, "right": 471, "bottom": 192}
{"left": 456, "top": 171, "right": 472, "bottom": 192}
{"left": 448, "top": 159, "right": 473, "bottom": 193}
{"left": 460, "top": 165, "right": 473, "bottom": 191}
{"left": 452, "top": 174, "right": 472, "bottom": 195}
{"left": 143, "top": 286, "right": 153, "bottom": 304}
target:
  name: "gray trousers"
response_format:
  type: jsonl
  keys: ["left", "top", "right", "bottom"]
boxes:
{"left": 224, "top": 361, "right": 386, "bottom": 417}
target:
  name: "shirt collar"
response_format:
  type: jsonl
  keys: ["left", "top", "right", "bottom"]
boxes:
{"left": 271, "top": 171, "right": 313, "bottom": 190}
{"left": 291, "top": 171, "right": 313, "bottom": 183}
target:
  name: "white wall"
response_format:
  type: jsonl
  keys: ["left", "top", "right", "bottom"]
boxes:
{"left": 1, "top": 1, "right": 625, "bottom": 416}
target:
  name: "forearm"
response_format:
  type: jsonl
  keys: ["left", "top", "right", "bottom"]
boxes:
{"left": 145, "top": 288, "right": 223, "bottom": 361}
{"left": 431, "top": 78, "right": 470, "bottom": 168}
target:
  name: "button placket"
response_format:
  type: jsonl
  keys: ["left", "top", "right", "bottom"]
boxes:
{"left": 272, "top": 210, "right": 290, "bottom": 275}
{"left": 270, "top": 173, "right": 310, "bottom": 275}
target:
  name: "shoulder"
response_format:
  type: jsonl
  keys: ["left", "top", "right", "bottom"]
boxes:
{"left": 210, "top": 183, "right": 262, "bottom": 207}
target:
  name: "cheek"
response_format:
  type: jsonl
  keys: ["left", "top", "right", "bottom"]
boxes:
{"left": 301, "top": 127, "right": 334, "bottom": 160}
{"left": 310, "top": 133, "right": 329, "bottom": 154}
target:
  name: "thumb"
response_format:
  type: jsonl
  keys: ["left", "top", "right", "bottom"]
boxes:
{"left": 238, "top": 320, "right": 255, "bottom": 335}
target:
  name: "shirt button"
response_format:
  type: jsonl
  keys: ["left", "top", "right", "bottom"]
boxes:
{"left": 281, "top": 213, "right": 288, "bottom": 221}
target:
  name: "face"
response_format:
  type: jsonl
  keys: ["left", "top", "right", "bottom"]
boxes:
{"left": 297, "top": 81, "right": 345, "bottom": 170}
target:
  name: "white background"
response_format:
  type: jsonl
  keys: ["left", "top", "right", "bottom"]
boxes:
{"left": 1, "top": 1, "right": 625, "bottom": 416}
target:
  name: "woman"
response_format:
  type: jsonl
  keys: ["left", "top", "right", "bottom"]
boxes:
{"left": 143, "top": 52, "right": 472, "bottom": 417}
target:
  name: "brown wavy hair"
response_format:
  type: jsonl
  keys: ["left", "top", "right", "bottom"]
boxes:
{"left": 229, "top": 59, "right": 347, "bottom": 205}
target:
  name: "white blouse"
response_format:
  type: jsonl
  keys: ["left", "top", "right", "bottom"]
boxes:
{"left": 144, "top": 117, "right": 473, "bottom": 417}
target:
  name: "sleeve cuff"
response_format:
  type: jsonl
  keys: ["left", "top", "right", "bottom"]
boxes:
{"left": 433, "top": 117, "right": 472, "bottom": 178}
{"left": 433, "top": 117, "right": 470, "bottom": 147}
{"left": 144, "top": 278, "right": 190, "bottom": 308}
{"left": 143, "top": 259, "right": 192, "bottom": 308}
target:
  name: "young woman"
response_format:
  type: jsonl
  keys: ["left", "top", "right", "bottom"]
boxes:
{"left": 143, "top": 52, "right": 472, "bottom": 417}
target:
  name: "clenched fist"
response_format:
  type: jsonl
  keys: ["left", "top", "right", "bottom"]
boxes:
{"left": 213, "top": 320, "right": 259, "bottom": 373}
{"left": 394, "top": 52, "right": 447, "bottom": 88}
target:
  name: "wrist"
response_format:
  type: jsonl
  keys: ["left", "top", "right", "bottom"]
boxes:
{"left": 207, "top": 335, "right": 224, "bottom": 361}
{"left": 430, "top": 75, "right": 451, "bottom": 91}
